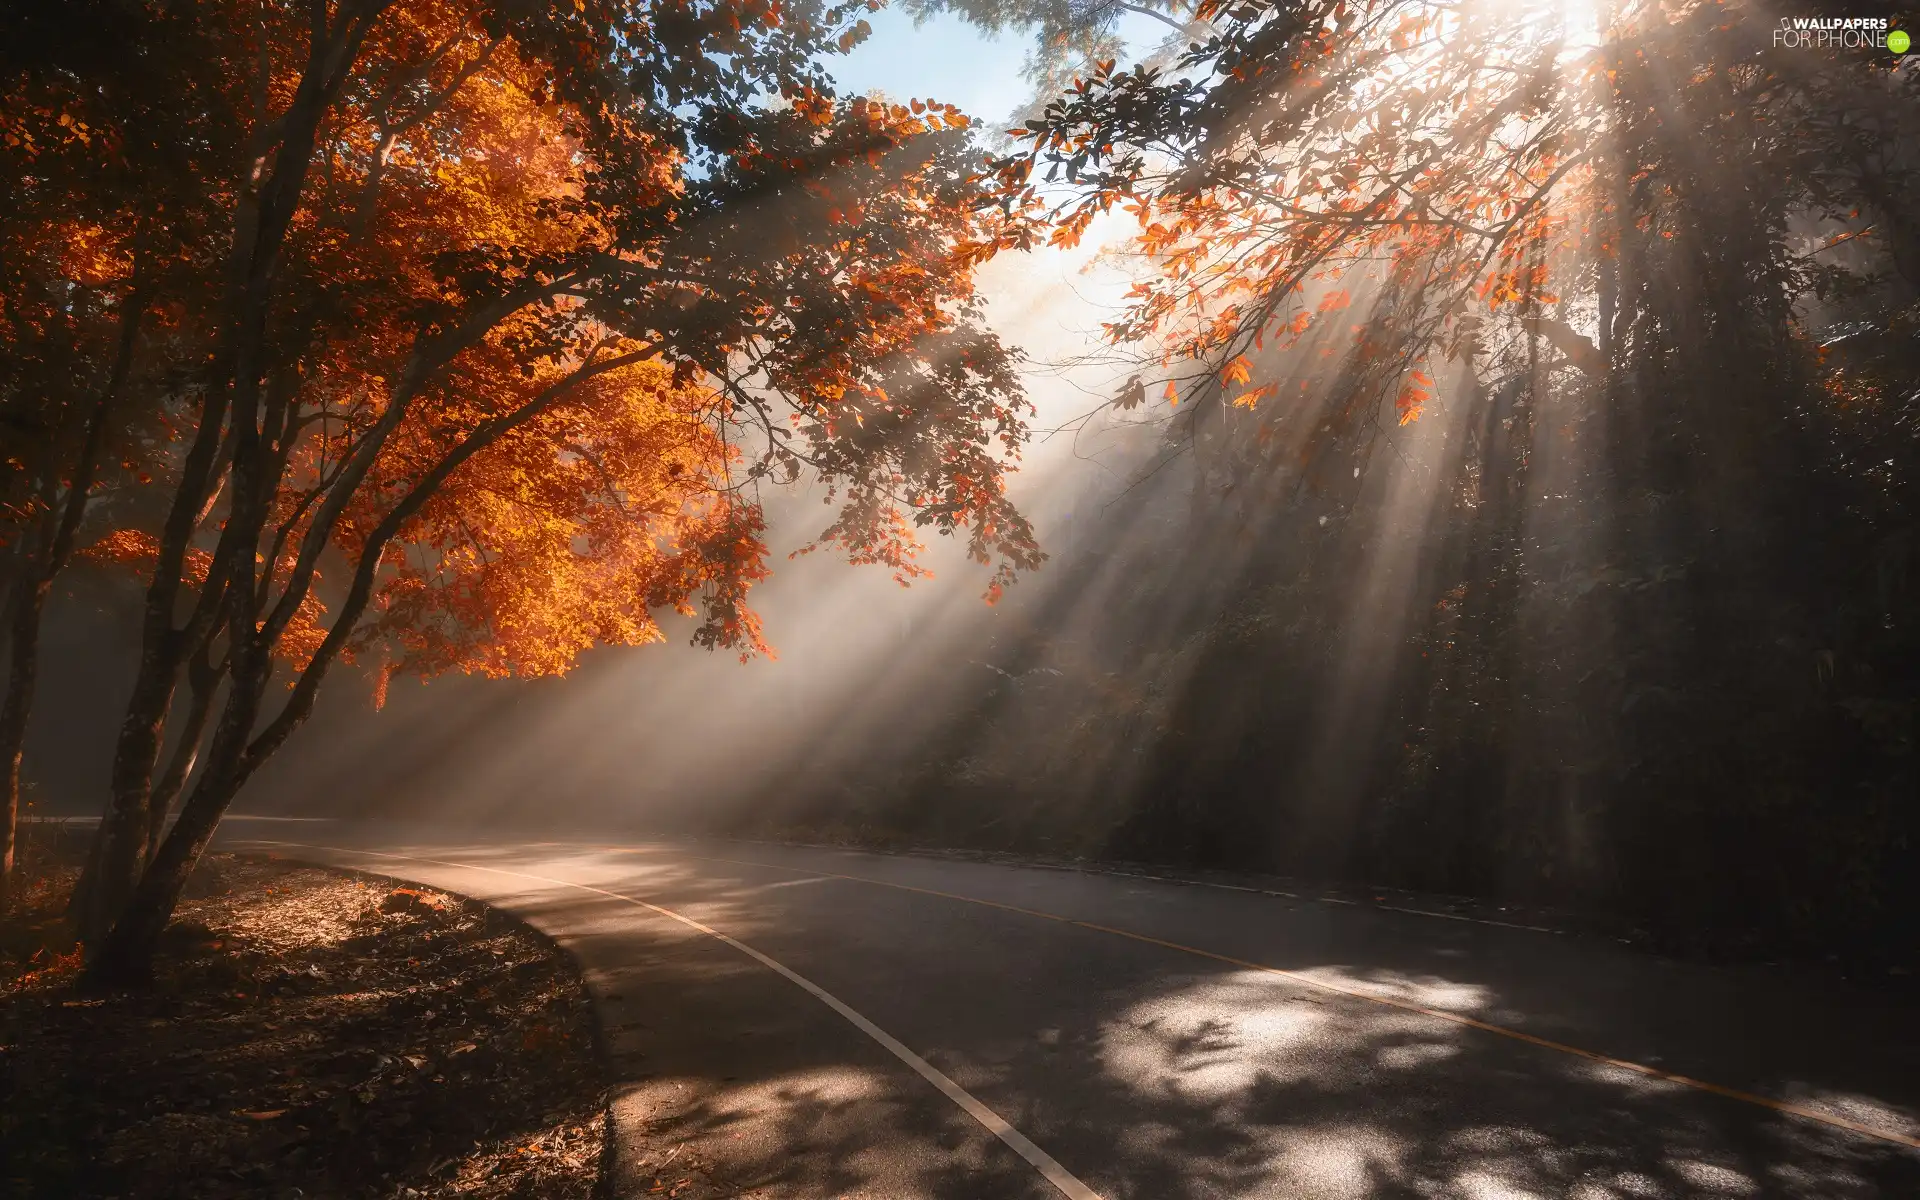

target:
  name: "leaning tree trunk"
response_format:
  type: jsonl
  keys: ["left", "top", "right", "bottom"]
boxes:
{"left": 83, "top": 760, "right": 247, "bottom": 987}
{"left": 71, "top": 542, "right": 236, "bottom": 944}
{"left": 84, "top": 652, "right": 267, "bottom": 987}
{"left": 72, "top": 9, "right": 366, "bottom": 939}
{"left": 144, "top": 662, "right": 219, "bottom": 862}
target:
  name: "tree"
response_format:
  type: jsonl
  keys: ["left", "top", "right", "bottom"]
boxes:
{"left": 954, "top": 0, "right": 1920, "bottom": 948}
{"left": 993, "top": 0, "right": 1912, "bottom": 413}
{"left": 905, "top": 0, "right": 1214, "bottom": 141}
{"left": 0, "top": 16, "right": 212, "bottom": 907}
{"left": 10, "top": 0, "right": 1040, "bottom": 983}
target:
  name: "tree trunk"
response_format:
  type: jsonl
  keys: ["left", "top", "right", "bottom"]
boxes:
{"left": 82, "top": 759, "right": 245, "bottom": 987}
{"left": 74, "top": 17, "right": 383, "bottom": 944}
{"left": 84, "top": 650, "right": 268, "bottom": 987}
{"left": 6, "top": 283, "right": 144, "bottom": 913}
{"left": 71, "top": 665, "right": 178, "bottom": 941}
{"left": 0, "top": 565, "right": 51, "bottom": 911}
{"left": 145, "top": 665, "right": 218, "bottom": 863}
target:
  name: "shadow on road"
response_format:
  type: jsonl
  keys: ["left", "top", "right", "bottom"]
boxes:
{"left": 271, "top": 839, "right": 1920, "bottom": 1200}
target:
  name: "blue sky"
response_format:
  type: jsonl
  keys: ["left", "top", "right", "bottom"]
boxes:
{"left": 828, "top": 5, "right": 1186, "bottom": 128}
{"left": 830, "top": 8, "right": 1030, "bottom": 127}
{"left": 821, "top": 4, "right": 1168, "bottom": 496}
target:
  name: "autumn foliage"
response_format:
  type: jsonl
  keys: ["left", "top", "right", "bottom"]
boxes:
{"left": 0, "top": 0, "right": 1039, "bottom": 976}
{"left": 365, "top": 359, "right": 771, "bottom": 680}
{"left": 992, "top": 0, "right": 1914, "bottom": 436}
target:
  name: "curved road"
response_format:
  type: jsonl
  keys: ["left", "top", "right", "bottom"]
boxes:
{"left": 226, "top": 825, "right": 1920, "bottom": 1199}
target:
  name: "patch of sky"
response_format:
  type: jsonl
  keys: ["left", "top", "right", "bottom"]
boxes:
{"left": 829, "top": 7, "right": 1029, "bottom": 127}
{"left": 826, "top": 4, "right": 1187, "bottom": 129}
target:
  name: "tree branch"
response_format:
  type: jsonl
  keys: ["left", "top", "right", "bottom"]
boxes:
{"left": 242, "top": 345, "right": 656, "bottom": 768}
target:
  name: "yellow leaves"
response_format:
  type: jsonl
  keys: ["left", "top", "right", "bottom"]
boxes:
{"left": 1478, "top": 259, "right": 1556, "bottom": 311}
{"left": 276, "top": 586, "right": 331, "bottom": 674}
{"left": 362, "top": 352, "right": 771, "bottom": 678}
{"left": 54, "top": 110, "right": 93, "bottom": 145}
{"left": 1233, "top": 382, "right": 1278, "bottom": 409}
{"left": 58, "top": 223, "right": 135, "bottom": 287}
{"left": 79, "top": 528, "right": 163, "bottom": 568}
{"left": 1389, "top": 11, "right": 1433, "bottom": 49}
{"left": 1016, "top": 0, "right": 1628, "bottom": 453}
{"left": 1396, "top": 367, "right": 1434, "bottom": 425}
{"left": 1479, "top": 270, "right": 1522, "bottom": 309}
{"left": 19, "top": 0, "right": 1023, "bottom": 691}
{"left": 77, "top": 530, "right": 329, "bottom": 668}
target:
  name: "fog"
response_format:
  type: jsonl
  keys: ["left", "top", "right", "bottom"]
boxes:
{"left": 24, "top": 217, "right": 1168, "bottom": 838}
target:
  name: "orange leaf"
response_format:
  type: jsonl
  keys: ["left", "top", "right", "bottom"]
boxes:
{"left": 1233, "top": 382, "right": 1278, "bottom": 409}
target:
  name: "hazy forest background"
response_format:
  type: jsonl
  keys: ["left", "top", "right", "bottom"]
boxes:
{"left": 6, "top": 0, "right": 1918, "bottom": 979}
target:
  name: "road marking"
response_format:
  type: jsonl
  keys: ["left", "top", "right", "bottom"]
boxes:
{"left": 242, "top": 840, "right": 1106, "bottom": 1200}
{"left": 677, "top": 849, "right": 1920, "bottom": 1153}
{"left": 1373, "top": 902, "right": 1551, "bottom": 933}
{"left": 733, "top": 837, "right": 1555, "bottom": 934}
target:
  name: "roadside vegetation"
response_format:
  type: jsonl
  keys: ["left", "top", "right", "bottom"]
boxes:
{"left": 1, "top": 0, "right": 1036, "bottom": 982}
{"left": 2, "top": 829, "right": 606, "bottom": 1199}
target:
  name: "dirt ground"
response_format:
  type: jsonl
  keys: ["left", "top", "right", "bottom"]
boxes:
{"left": 1, "top": 838, "right": 607, "bottom": 1199}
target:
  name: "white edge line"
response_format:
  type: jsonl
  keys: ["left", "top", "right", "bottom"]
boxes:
{"left": 240, "top": 839, "right": 1105, "bottom": 1200}
{"left": 1375, "top": 903, "right": 1554, "bottom": 934}
{"left": 730, "top": 837, "right": 1565, "bottom": 936}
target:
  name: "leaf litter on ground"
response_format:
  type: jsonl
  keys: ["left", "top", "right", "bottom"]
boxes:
{"left": 2, "top": 850, "right": 607, "bottom": 1199}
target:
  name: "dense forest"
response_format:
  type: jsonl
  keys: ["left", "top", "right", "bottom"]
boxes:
{"left": 728, "top": 0, "right": 1920, "bottom": 971}
{"left": 4, "top": 0, "right": 1917, "bottom": 982}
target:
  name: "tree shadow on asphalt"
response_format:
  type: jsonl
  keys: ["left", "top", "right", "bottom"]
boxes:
{"left": 375, "top": 844, "right": 1920, "bottom": 1200}
{"left": 615, "top": 962, "right": 1919, "bottom": 1199}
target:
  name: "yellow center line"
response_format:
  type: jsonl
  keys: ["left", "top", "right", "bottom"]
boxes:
{"left": 669, "top": 849, "right": 1920, "bottom": 1153}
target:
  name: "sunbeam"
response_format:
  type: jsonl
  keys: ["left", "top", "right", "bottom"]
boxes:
{"left": 6, "top": 1, "right": 1919, "bottom": 1193}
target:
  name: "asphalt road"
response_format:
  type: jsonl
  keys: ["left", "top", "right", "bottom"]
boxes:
{"left": 226, "top": 826, "right": 1920, "bottom": 1199}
